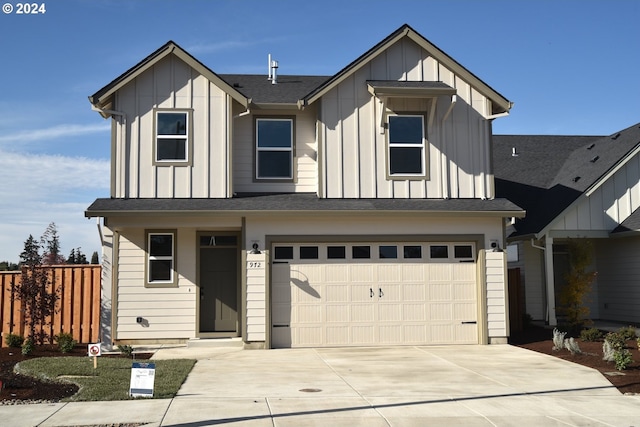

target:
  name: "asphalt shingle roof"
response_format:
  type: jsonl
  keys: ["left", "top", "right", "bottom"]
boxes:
{"left": 494, "top": 122, "right": 640, "bottom": 237}
{"left": 85, "top": 193, "right": 523, "bottom": 217}
{"left": 218, "top": 74, "right": 330, "bottom": 105}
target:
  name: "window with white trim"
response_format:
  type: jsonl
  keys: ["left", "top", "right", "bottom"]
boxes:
{"left": 388, "top": 115, "right": 425, "bottom": 176}
{"left": 147, "top": 232, "right": 175, "bottom": 284}
{"left": 256, "top": 118, "right": 293, "bottom": 179}
{"left": 155, "top": 111, "right": 189, "bottom": 163}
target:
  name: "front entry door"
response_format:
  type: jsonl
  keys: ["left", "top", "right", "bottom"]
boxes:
{"left": 199, "top": 238, "right": 238, "bottom": 333}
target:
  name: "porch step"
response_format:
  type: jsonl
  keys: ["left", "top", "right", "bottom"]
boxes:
{"left": 187, "top": 337, "right": 243, "bottom": 348}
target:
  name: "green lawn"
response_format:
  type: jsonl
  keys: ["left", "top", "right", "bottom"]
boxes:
{"left": 16, "top": 356, "right": 196, "bottom": 401}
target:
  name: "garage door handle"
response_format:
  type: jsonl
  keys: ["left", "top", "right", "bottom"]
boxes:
{"left": 379, "top": 288, "right": 384, "bottom": 298}
{"left": 370, "top": 288, "right": 374, "bottom": 298}
{"left": 461, "top": 321, "right": 477, "bottom": 324}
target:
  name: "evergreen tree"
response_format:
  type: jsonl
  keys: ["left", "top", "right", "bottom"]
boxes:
{"left": 67, "top": 248, "right": 76, "bottom": 264}
{"left": 91, "top": 251, "right": 99, "bottom": 264}
{"left": 41, "top": 222, "right": 65, "bottom": 265}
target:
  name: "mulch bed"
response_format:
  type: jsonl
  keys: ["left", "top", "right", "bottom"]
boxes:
{"left": 510, "top": 326, "right": 640, "bottom": 395}
{"left": 0, "top": 344, "right": 152, "bottom": 404}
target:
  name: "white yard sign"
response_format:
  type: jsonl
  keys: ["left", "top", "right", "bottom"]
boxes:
{"left": 129, "top": 362, "right": 156, "bottom": 397}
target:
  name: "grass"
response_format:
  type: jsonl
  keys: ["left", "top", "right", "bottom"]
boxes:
{"left": 16, "top": 356, "right": 196, "bottom": 401}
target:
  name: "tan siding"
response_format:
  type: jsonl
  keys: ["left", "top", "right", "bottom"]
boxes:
{"left": 523, "top": 243, "right": 545, "bottom": 320}
{"left": 115, "top": 229, "right": 196, "bottom": 341}
{"left": 232, "top": 107, "right": 318, "bottom": 194}
{"left": 485, "top": 251, "right": 507, "bottom": 338}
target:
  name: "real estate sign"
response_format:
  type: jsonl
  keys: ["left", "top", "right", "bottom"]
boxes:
{"left": 129, "top": 362, "right": 156, "bottom": 397}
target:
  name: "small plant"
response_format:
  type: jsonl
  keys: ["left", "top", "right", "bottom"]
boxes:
{"left": 117, "top": 344, "right": 134, "bottom": 357}
{"left": 552, "top": 328, "right": 567, "bottom": 351}
{"left": 21, "top": 338, "right": 34, "bottom": 355}
{"left": 614, "top": 349, "right": 633, "bottom": 371}
{"left": 605, "top": 331, "right": 626, "bottom": 351}
{"left": 617, "top": 325, "right": 637, "bottom": 341}
{"left": 564, "top": 337, "right": 582, "bottom": 355}
{"left": 4, "top": 333, "right": 24, "bottom": 348}
{"left": 603, "top": 340, "right": 615, "bottom": 362}
{"left": 580, "top": 327, "right": 603, "bottom": 342}
{"left": 54, "top": 332, "right": 77, "bottom": 353}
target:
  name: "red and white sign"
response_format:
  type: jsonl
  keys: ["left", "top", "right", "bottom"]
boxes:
{"left": 88, "top": 343, "right": 102, "bottom": 357}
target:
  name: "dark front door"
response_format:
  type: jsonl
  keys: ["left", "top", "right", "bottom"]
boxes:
{"left": 199, "top": 237, "right": 238, "bottom": 333}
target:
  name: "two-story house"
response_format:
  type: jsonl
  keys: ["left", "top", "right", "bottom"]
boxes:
{"left": 86, "top": 24, "right": 524, "bottom": 349}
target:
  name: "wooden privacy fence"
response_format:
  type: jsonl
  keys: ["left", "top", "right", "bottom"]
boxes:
{"left": 0, "top": 266, "right": 101, "bottom": 347}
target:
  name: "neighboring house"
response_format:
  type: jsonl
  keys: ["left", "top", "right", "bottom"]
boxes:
{"left": 86, "top": 24, "right": 524, "bottom": 349}
{"left": 495, "top": 122, "right": 640, "bottom": 326}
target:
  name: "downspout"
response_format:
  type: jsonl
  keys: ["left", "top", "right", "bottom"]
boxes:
{"left": 441, "top": 95, "right": 457, "bottom": 199}
{"left": 91, "top": 105, "right": 126, "bottom": 198}
{"left": 96, "top": 217, "right": 104, "bottom": 246}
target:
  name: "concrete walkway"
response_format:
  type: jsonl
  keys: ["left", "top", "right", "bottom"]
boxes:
{"left": 2, "top": 344, "right": 640, "bottom": 426}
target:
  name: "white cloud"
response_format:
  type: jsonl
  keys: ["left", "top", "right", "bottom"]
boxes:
{"left": 0, "top": 123, "right": 110, "bottom": 145}
{"left": 0, "top": 151, "right": 109, "bottom": 263}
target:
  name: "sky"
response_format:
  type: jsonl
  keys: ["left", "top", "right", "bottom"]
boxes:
{"left": 0, "top": 0, "right": 638, "bottom": 264}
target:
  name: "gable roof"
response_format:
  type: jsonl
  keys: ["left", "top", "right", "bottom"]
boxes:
{"left": 89, "top": 41, "right": 249, "bottom": 117}
{"left": 301, "top": 24, "right": 511, "bottom": 115}
{"left": 495, "top": 122, "right": 640, "bottom": 237}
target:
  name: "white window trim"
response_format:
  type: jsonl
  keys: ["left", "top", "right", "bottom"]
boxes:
{"left": 146, "top": 231, "right": 177, "bottom": 286}
{"left": 154, "top": 110, "right": 192, "bottom": 165}
{"left": 255, "top": 117, "right": 294, "bottom": 180}
{"left": 388, "top": 114, "right": 426, "bottom": 178}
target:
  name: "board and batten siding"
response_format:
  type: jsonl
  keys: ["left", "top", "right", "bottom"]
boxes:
{"left": 550, "top": 151, "right": 640, "bottom": 233}
{"left": 319, "top": 37, "right": 492, "bottom": 199}
{"left": 596, "top": 237, "right": 640, "bottom": 324}
{"left": 115, "top": 228, "right": 197, "bottom": 340}
{"left": 232, "top": 106, "right": 318, "bottom": 194}
{"left": 114, "top": 54, "right": 234, "bottom": 199}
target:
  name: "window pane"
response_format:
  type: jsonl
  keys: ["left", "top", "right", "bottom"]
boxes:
{"left": 274, "top": 246, "right": 293, "bottom": 260}
{"left": 149, "top": 259, "right": 172, "bottom": 281}
{"left": 389, "top": 116, "right": 422, "bottom": 144}
{"left": 454, "top": 245, "right": 473, "bottom": 258}
{"left": 352, "top": 246, "right": 371, "bottom": 259}
{"left": 157, "top": 113, "right": 187, "bottom": 135}
{"left": 300, "top": 246, "right": 319, "bottom": 259}
{"left": 199, "top": 235, "right": 237, "bottom": 246}
{"left": 327, "top": 246, "right": 346, "bottom": 259}
{"left": 258, "top": 151, "right": 292, "bottom": 178}
{"left": 379, "top": 245, "right": 397, "bottom": 259}
{"left": 430, "top": 245, "right": 448, "bottom": 259}
{"left": 390, "top": 147, "right": 422, "bottom": 174}
{"left": 150, "top": 234, "right": 173, "bottom": 256}
{"left": 404, "top": 245, "right": 422, "bottom": 259}
{"left": 257, "top": 120, "right": 292, "bottom": 148}
{"left": 157, "top": 139, "right": 186, "bottom": 161}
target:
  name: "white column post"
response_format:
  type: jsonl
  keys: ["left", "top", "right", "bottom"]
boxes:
{"left": 545, "top": 236, "right": 557, "bottom": 326}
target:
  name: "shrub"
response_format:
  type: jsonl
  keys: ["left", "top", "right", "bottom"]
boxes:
{"left": 117, "top": 344, "right": 134, "bottom": 357}
{"left": 605, "top": 331, "right": 626, "bottom": 351}
{"left": 564, "top": 337, "right": 582, "bottom": 355}
{"left": 552, "top": 328, "right": 566, "bottom": 351}
{"left": 580, "top": 327, "right": 603, "bottom": 342}
{"left": 614, "top": 349, "right": 633, "bottom": 371}
{"left": 617, "top": 325, "right": 637, "bottom": 341}
{"left": 21, "top": 338, "right": 34, "bottom": 355}
{"left": 4, "top": 333, "right": 24, "bottom": 348}
{"left": 54, "top": 332, "right": 77, "bottom": 353}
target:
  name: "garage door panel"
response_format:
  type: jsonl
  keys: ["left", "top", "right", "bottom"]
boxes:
{"left": 271, "top": 242, "right": 478, "bottom": 348}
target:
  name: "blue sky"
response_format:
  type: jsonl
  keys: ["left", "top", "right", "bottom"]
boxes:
{"left": 0, "top": 0, "right": 638, "bottom": 263}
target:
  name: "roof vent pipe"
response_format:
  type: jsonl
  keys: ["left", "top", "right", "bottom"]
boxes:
{"left": 511, "top": 147, "right": 519, "bottom": 157}
{"left": 271, "top": 58, "right": 278, "bottom": 85}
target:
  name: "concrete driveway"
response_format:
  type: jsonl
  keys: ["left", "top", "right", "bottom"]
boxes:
{"left": 4, "top": 344, "right": 640, "bottom": 426}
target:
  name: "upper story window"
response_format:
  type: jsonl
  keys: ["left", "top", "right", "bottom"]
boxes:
{"left": 256, "top": 118, "right": 293, "bottom": 180}
{"left": 155, "top": 110, "right": 191, "bottom": 164}
{"left": 388, "top": 115, "right": 426, "bottom": 177}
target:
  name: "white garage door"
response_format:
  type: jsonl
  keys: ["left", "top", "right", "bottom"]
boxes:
{"left": 271, "top": 242, "right": 478, "bottom": 348}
